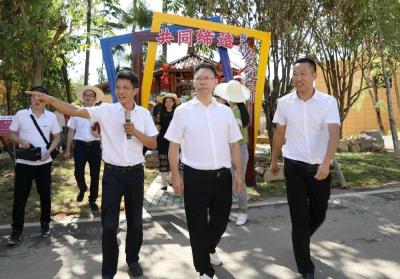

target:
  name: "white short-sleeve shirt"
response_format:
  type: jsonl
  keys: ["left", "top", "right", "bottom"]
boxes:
{"left": 9, "top": 108, "right": 61, "bottom": 166}
{"left": 86, "top": 102, "right": 158, "bottom": 166}
{"left": 165, "top": 97, "right": 242, "bottom": 170}
{"left": 272, "top": 90, "right": 340, "bottom": 164}
{"left": 67, "top": 115, "right": 100, "bottom": 142}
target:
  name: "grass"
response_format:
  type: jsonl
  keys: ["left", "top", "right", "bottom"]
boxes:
{"left": 0, "top": 155, "right": 159, "bottom": 225}
{"left": 247, "top": 151, "right": 400, "bottom": 201}
{"left": 0, "top": 151, "right": 399, "bottom": 225}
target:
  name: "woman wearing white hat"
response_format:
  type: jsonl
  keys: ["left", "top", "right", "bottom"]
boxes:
{"left": 214, "top": 80, "right": 251, "bottom": 226}
{"left": 155, "top": 92, "right": 180, "bottom": 191}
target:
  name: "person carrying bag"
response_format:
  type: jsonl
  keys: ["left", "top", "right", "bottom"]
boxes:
{"left": 30, "top": 114, "right": 60, "bottom": 159}
{"left": 6, "top": 86, "right": 61, "bottom": 246}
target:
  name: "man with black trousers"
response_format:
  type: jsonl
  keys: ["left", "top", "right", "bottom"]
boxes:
{"left": 26, "top": 71, "right": 158, "bottom": 279}
{"left": 7, "top": 86, "right": 61, "bottom": 245}
{"left": 165, "top": 63, "right": 243, "bottom": 279}
{"left": 65, "top": 85, "right": 104, "bottom": 211}
{"left": 270, "top": 57, "right": 340, "bottom": 279}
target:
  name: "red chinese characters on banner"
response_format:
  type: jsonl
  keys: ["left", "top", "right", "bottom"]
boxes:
{"left": 196, "top": 29, "right": 215, "bottom": 47}
{"left": 177, "top": 29, "right": 193, "bottom": 47}
{"left": 217, "top": 32, "right": 234, "bottom": 49}
{"left": 0, "top": 116, "right": 14, "bottom": 136}
{"left": 156, "top": 28, "right": 175, "bottom": 45}
{"left": 239, "top": 33, "right": 257, "bottom": 101}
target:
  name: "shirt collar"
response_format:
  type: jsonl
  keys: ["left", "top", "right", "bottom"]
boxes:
{"left": 28, "top": 107, "right": 48, "bottom": 117}
{"left": 292, "top": 89, "right": 321, "bottom": 102}
{"left": 190, "top": 96, "right": 218, "bottom": 106}
{"left": 117, "top": 102, "right": 138, "bottom": 112}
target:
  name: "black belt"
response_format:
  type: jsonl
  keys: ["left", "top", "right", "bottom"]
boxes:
{"left": 284, "top": 158, "right": 320, "bottom": 171}
{"left": 105, "top": 162, "right": 143, "bottom": 173}
{"left": 183, "top": 164, "right": 229, "bottom": 176}
{"left": 75, "top": 140, "right": 100, "bottom": 146}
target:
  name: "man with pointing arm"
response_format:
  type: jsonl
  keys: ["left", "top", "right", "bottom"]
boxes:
{"left": 27, "top": 70, "right": 158, "bottom": 279}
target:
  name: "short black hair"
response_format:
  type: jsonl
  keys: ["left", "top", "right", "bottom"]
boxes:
{"left": 294, "top": 57, "right": 317, "bottom": 73}
{"left": 116, "top": 70, "right": 140, "bottom": 88}
{"left": 194, "top": 63, "right": 217, "bottom": 77}
{"left": 31, "top": 86, "right": 49, "bottom": 94}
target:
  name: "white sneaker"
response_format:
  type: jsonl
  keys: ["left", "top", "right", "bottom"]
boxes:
{"left": 236, "top": 213, "right": 247, "bottom": 226}
{"left": 199, "top": 274, "right": 212, "bottom": 279}
{"left": 210, "top": 251, "right": 222, "bottom": 266}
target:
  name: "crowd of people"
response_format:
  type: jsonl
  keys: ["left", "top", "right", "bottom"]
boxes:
{"left": 6, "top": 58, "right": 340, "bottom": 279}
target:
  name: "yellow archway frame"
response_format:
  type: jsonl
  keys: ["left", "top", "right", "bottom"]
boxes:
{"left": 142, "top": 12, "right": 271, "bottom": 148}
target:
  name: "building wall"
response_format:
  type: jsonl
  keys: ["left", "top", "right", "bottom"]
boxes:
{"left": 315, "top": 70, "right": 400, "bottom": 137}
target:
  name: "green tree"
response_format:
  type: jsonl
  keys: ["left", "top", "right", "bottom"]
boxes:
{"left": 370, "top": 0, "right": 400, "bottom": 156}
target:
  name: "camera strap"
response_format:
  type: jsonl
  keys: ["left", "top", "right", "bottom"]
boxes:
{"left": 30, "top": 114, "right": 50, "bottom": 146}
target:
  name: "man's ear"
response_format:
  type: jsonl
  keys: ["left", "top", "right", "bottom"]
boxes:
{"left": 132, "top": 87, "right": 139, "bottom": 96}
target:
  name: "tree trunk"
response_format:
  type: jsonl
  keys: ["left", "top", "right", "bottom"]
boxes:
{"left": 84, "top": 0, "right": 92, "bottom": 85}
{"left": 4, "top": 79, "right": 12, "bottom": 114}
{"left": 162, "top": 0, "right": 168, "bottom": 62}
{"left": 31, "top": 51, "right": 41, "bottom": 86}
{"left": 61, "top": 56, "right": 72, "bottom": 103}
{"left": 377, "top": 35, "right": 400, "bottom": 157}
{"left": 332, "top": 157, "right": 346, "bottom": 188}
{"left": 368, "top": 79, "right": 385, "bottom": 134}
{"left": 389, "top": 63, "right": 400, "bottom": 113}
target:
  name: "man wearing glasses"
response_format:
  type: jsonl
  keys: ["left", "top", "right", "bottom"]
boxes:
{"left": 166, "top": 63, "right": 243, "bottom": 279}
{"left": 65, "top": 86, "right": 104, "bottom": 211}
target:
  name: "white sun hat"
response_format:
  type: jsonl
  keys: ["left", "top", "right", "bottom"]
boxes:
{"left": 214, "top": 79, "right": 251, "bottom": 103}
{"left": 76, "top": 85, "right": 104, "bottom": 103}
{"left": 157, "top": 92, "right": 181, "bottom": 105}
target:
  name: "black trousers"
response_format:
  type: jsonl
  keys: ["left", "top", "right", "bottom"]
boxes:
{"left": 73, "top": 140, "right": 101, "bottom": 203}
{"left": 284, "top": 158, "right": 331, "bottom": 274}
{"left": 183, "top": 165, "right": 232, "bottom": 278}
{"left": 101, "top": 164, "right": 144, "bottom": 278}
{"left": 12, "top": 162, "right": 52, "bottom": 231}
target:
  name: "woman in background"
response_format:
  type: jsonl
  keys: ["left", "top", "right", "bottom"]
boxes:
{"left": 214, "top": 80, "right": 251, "bottom": 225}
{"left": 156, "top": 92, "right": 180, "bottom": 191}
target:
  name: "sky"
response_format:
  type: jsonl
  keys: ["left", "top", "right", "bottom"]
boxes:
{"left": 70, "top": 0, "right": 246, "bottom": 85}
{"left": 70, "top": 0, "right": 163, "bottom": 84}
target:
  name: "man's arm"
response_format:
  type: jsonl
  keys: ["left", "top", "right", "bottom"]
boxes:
{"left": 26, "top": 91, "right": 90, "bottom": 119}
{"left": 314, "top": 123, "right": 340, "bottom": 180}
{"left": 64, "top": 127, "right": 75, "bottom": 159}
{"left": 168, "top": 142, "right": 183, "bottom": 195}
{"left": 229, "top": 141, "right": 244, "bottom": 192}
{"left": 8, "top": 130, "right": 30, "bottom": 148}
{"left": 48, "top": 133, "right": 61, "bottom": 152}
{"left": 270, "top": 124, "right": 286, "bottom": 176}
{"left": 123, "top": 122, "right": 157, "bottom": 149}
{"left": 41, "top": 132, "right": 61, "bottom": 161}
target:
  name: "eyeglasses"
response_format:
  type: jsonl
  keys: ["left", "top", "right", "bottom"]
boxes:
{"left": 194, "top": 77, "right": 216, "bottom": 82}
{"left": 83, "top": 94, "right": 96, "bottom": 98}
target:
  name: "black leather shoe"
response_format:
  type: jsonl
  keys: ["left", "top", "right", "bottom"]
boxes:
{"left": 89, "top": 202, "right": 99, "bottom": 212}
{"left": 302, "top": 272, "right": 314, "bottom": 279}
{"left": 128, "top": 262, "right": 143, "bottom": 277}
{"left": 76, "top": 191, "right": 85, "bottom": 202}
{"left": 7, "top": 228, "right": 22, "bottom": 246}
{"left": 41, "top": 223, "right": 51, "bottom": 238}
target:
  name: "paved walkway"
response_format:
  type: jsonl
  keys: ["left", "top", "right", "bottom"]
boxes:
{"left": 1, "top": 184, "right": 399, "bottom": 279}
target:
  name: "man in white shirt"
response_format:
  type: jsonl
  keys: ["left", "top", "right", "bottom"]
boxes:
{"left": 270, "top": 58, "right": 340, "bottom": 279}
{"left": 7, "top": 86, "right": 61, "bottom": 245}
{"left": 165, "top": 63, "right": 243, "bottom": 279}
{"left": 26, "top": 71, "right": 158, "bottom": 279}
{"left": 65, "top": 86, "right": 104, "bottom": 211}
